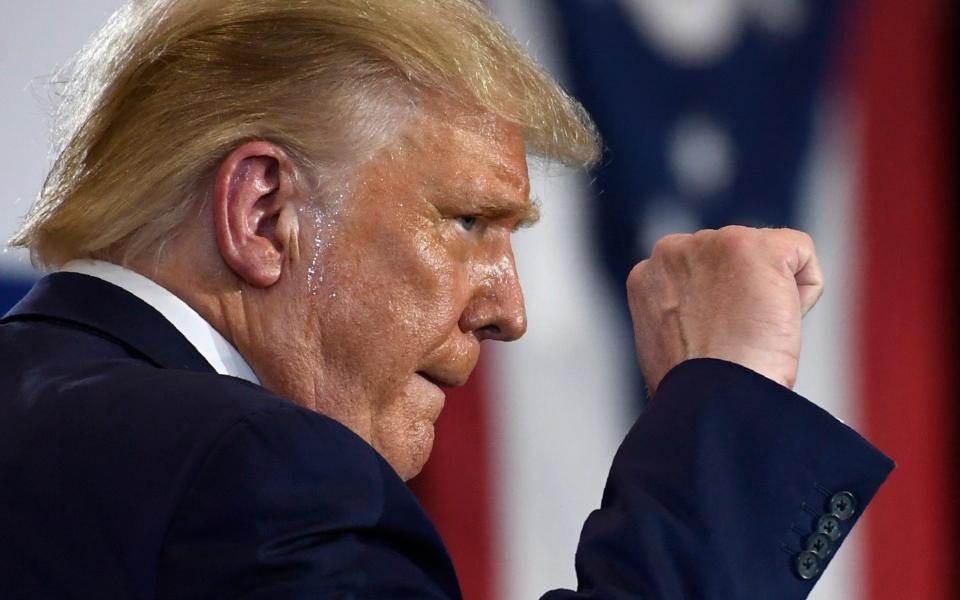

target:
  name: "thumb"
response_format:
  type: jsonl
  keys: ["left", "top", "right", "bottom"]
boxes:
{"left": 791, "top": 234, "right": 824, "bottom": 316}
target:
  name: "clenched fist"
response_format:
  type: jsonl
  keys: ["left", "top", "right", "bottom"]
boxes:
{"left": 627, "top": 226, "right": 824, "bottom": 395}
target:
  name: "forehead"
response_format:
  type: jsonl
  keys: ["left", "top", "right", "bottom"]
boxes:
{"left": 393, "top": 104, "right": 532, "bottom": 210}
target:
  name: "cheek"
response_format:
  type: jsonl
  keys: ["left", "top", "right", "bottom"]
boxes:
{"left": 316, "top": 231, "right": 464, "bottom": 363}
{"left": 381, "top": 230, "right": 466, "bottom": 328}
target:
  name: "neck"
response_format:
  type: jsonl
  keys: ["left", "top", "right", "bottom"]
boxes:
{"left": 126, "top": 245, "right": 251, "bottom": 360}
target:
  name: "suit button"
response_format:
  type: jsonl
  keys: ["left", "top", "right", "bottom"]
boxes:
{"left": 806, "top": 532, "right": 833, "bottom": 559}
{"left": 816, "top": 514, "right": 843, "bottom": 541}
{"left": 795, "top": 551, "right": 821, "bottom": 580}
{"left": 828, "top": 491, "right": 857, "bottom": 521}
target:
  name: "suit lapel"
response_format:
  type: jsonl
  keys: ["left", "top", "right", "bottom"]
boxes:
{"left": 1, "top": 272, "right": 216, "bottom": 375}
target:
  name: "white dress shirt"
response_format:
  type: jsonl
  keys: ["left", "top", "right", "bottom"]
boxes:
{"left": 60, "top": 259, "right": 260, "bottom": 385}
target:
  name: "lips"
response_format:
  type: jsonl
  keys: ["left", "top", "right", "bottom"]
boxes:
{"left": 416, "top": 346, "right": 478, "bottom": 391}
{"left": 416, "top": 370, "right": 463, "bottom": 389}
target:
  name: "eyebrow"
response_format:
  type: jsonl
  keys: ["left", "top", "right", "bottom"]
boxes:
{"left": 467, "top": 194, "right": 541, "bottom": 229}
{"left": 515, "top": 198, "right": 541, "bottom": 229}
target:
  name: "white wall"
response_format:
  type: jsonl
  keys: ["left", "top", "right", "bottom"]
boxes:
{"left": 0, "top": 0, "right": 123, "bottom": 274}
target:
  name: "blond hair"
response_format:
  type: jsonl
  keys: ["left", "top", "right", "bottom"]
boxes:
{"left": 11, "top": 0, "right": 600, "bottom": 268}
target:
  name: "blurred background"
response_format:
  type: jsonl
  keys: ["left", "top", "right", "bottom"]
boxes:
{"left": 1, "top": 1, "right": 954, "bottom": 598}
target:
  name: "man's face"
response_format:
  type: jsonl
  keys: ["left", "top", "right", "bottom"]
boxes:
{"left": 276, "top": 107, "right": 534, "bottom": 480}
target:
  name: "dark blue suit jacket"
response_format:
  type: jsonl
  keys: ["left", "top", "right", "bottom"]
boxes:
{"left": 0, "top": 273, "right": 892, "bottom": 599}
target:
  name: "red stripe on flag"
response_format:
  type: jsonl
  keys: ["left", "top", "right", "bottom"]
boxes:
{"left": 852, "top": 0, "right": 955, "bottom": 597}
{"left": 411, "top": 357, "right": 495, "bottom": 600}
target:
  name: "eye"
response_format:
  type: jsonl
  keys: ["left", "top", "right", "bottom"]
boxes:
{"left": 457, "top": 216, "right": 478, "bottom": 231}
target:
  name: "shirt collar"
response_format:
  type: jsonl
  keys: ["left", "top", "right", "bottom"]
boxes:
{"left": 60, "top": 259, "right": 260, "bottom": 385}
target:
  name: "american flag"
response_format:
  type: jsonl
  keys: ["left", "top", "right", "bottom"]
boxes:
{"left": 413, "top": 1, "right": 955, "bottom": 599}
{"left": 1, "top": 1, "right": 953, "bottom": 599}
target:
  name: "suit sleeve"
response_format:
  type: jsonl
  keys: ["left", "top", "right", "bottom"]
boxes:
{"left": 156, "top": 360, "right": 892, "bottom": 600}
{"left": 155, "top": 405, "right": 462, "bottom": 600}
{"left": 542, "top": 358, "right": 894, "bottom": 600}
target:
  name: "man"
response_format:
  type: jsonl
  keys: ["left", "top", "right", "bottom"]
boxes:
{"left": 0, "top": 0, "right": 891, "bottom": 598}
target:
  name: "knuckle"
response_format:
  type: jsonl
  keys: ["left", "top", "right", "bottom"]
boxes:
{"left": 626, "top": 259, "right": 649, "bottom": 289}
{"left": 719, "top": 224, "right": 751, "bottom": 236}
{"left": 771, "top": 229, "right": 817, "bottom": 270}
{"left": 651, "top": 232, "right": 692, "bottom": 259}
{"left": 777, "top": 227, "right": 815, "bottom": 250}
{"left": 713, "top": 226, "right": 755, "bottom": 258}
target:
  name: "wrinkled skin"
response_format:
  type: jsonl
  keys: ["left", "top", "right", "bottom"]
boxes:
{"left": 150, "top": 103, "right": 532, "bottom": 480}
{"left": 150, "top": 103, "right": 822, "bottom": 483}
{"left": 274, "top": 111, "right": 533, "bottom": 479}
{"left": 152, "top": 105, "right": 535, "bottom": 481}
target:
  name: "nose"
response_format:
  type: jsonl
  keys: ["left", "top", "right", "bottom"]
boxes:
{"left": 459, "top": 250, "right": 527, "bottom": 342}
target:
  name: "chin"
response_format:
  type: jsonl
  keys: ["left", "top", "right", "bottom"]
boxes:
{"left": 389, "top": 420, "right": 436, "bottom": 481}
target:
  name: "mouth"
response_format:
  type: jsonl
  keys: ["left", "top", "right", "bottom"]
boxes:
{"left": 415, "top": 370, "right": 466, "bottom": 390}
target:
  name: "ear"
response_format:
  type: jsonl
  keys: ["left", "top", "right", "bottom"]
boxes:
{"left": 212, "top": 141, "right": 302, "bottom": 288}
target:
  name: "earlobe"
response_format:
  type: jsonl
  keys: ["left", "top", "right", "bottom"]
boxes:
{"left": 212, "top": 141, "right": 301, "bottom": 288}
